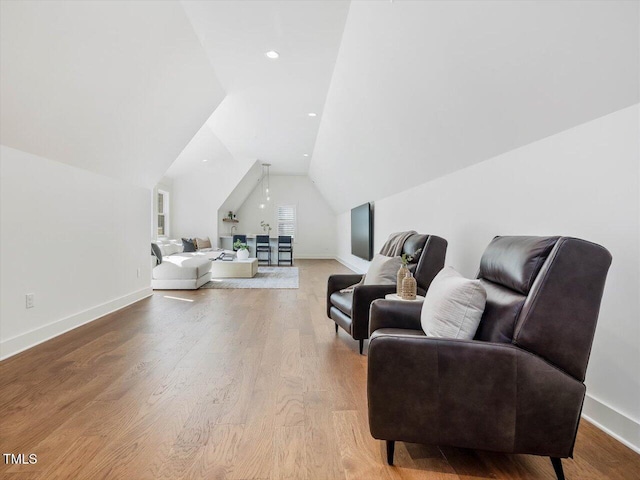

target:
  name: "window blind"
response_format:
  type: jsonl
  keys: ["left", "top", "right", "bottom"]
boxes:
{"left": 277, "top": 205, "right": 296, "bottom": 237}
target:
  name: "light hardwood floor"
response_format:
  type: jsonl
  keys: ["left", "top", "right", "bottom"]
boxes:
{"left": 1, "top": 259, "right": 638, "bottom": 479}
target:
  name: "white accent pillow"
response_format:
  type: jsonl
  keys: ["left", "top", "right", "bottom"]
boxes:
{"left": 159, "top": 243, "right": 181, "bottom": 256}
{"left": 363, "top": 254, "right": 402, "bottom": 286}
{"left": 421, "top": 267, "right": 487, "bottom": 339}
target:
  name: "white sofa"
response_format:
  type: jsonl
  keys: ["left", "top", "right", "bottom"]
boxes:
{"left": 152, "top": 240, "right": 219, "bottom": 290}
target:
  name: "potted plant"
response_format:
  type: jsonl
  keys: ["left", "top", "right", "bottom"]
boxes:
{"left": 260, "top": 221, "right": 272, "bottom": 234}
{"left": 234, "top": 239, "right": 250, "bottom": 260}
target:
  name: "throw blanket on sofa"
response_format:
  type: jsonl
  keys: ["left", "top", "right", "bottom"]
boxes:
{"left": 340, "top": 230, "right": 417, "bottom": 293}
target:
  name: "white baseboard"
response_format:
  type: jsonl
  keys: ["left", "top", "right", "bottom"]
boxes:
{"left": 0, "top": 287, "right": 153, "bottom": 361}
{"left": 582, "top": 393, "right": 640, "bottom": 454}
{"left": 334, "top": 256, "right": 367, "bottom": 274}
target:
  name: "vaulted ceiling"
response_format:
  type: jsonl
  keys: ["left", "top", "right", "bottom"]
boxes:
{"left": 1, "top": 1, "right": 637, "bottom": 213}
{"left": 166, "top": 0, "right": 350, "bottom": 177}
{"left": 309, "top": 0, "right": 640, "bottom": 212}
{"left": 0, "top": 0, "right": 224, "bottom": 189}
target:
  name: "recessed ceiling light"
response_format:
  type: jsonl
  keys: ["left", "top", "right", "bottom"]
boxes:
{"left": 265, "top": 50, "right": 279, "bottom": 59}
{"left": 308, "top": 112, "right": 317, "bottom": 117}
{"left": 303, "top": 154, "right": 309, "bottom": 157}
{"left": 202, "top": 159, "right": 208, "bottom": 162}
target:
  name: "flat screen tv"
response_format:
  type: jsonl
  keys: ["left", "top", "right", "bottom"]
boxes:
{"left": 351, "top": 202, "right": 373, "bottom": 260}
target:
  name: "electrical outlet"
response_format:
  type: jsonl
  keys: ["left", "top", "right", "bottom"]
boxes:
{"left": 25, "top": 293, "right": 35, "bottom": 309}
{"left": 137, "top": 268, "right": 141, "bottom": 278}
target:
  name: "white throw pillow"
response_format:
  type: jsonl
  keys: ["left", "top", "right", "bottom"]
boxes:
{"left": 363, "top": 254, "right": 402, "bottom": 286}
{"left": 421, "top": 267, "right": 487, "bottom": 339}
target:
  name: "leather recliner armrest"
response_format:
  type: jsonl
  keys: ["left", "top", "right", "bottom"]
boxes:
{"left": 369, "top": 299, "right": 423, "bottom": 335}
{"left": 327, "top": 274, "right": 364, "bottom": 317}
{"left": 349, "top": 284, "right": 398, "bottom": 339}
{"left": 367, "top": 335, "right": 584, "bottom": 458}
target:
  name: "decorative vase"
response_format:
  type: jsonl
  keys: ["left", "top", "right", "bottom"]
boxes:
{"left": 401, "top": 272, "right": 417, "bottom": 300}
{"left": 397, "top": 264, "right": 409, "bottom": 295}
{"left": 237, "top": 249, "right": 249, "bottom": 260}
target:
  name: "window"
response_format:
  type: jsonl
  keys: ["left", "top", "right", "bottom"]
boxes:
{"left": 157, "top": 190, "right": 169, "bottom": 237}
{"left": 277, "top": 205, "right": 296, "bottom": 238}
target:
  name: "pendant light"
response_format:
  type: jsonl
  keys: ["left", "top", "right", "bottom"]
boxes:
{"left": 258, "top": 163, "right": 271, "bottom": 209}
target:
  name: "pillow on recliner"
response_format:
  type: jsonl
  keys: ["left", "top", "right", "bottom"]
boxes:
{"left": 421, "top": 267, "right": 486, "bottom": 339}
{"left": 363, "top": 254, "right": 402, "bottom": 285}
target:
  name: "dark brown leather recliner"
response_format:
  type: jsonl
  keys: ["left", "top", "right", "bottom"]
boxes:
{"left": 327, "top": 234, "right": 447, "bottom": 354}
{"left": 367, "top": 236, "right": 612, "bottom": 480}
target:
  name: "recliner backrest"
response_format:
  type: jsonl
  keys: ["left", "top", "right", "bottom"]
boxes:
{"left": 407, "top": 234, "right": 448, "bottom": 291}
{"left": 514, "top": 237, "right": 611, "bottom": 381}
{"left": 474, "top": 236, "right": 558, "bottom": 344}
{"left": 475, "top": 236, "right": 611, "bottom": 382}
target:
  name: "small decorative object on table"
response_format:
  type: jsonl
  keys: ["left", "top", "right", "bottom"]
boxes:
{"left": 260, "top": 221, "right": 272, "bottom": 234}
{"left": 396, "top": 252, "right": 414, "bottom": 295}
{"left": 401, "top": 271, "right": 417, "bottom": 300}
{"left": 234, "top": 239, "right": 250, "bottom": 260}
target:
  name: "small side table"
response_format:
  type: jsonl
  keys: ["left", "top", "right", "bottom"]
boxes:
{"left": 385, "top": 293, "right": 425, "bottom": 302}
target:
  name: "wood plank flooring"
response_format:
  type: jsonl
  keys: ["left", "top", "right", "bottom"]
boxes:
{"left": 1, "top": 259, "right": 638, "bottom": 479}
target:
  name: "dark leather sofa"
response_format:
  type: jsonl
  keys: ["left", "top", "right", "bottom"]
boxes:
{"left": 327, "top": 234, "right": 447, "bottom": 354}
{"left": 367, "top": 236, "right": 612, "bottom": 480}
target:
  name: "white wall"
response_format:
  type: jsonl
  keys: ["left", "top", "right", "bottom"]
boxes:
{"left": 336, "top": 105, "right": 640, "bottom": 452}
{"left": 0, "top": 146, "right": 152, "bottom": 359}
{"left": 170, "top": 159, "right": 251, "bottom": 247}
{"left": 171, "top": 169, "right": 219, "bottom": 246}
{"left": 234, "top": 175, "right": 337, "bottom": 258}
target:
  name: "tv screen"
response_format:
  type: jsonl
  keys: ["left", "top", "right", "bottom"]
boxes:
{"left": 351, "top": 203, "right": 373, "bottom": 260}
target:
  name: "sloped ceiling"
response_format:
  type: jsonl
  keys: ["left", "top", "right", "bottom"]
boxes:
{"left": 179, "top": 0, "right": 350, "bottom": 175}
{"left": 309, "top": 0, "right": 640, "bottom": 213}
{"left": 0, "top": 0, "right": 224, "bottom": 189}
{"left": 218, "top": 161, "right": 264, "bottom": 218}
{"left": 164, "top": 115, "right": 254, "bottom": 179}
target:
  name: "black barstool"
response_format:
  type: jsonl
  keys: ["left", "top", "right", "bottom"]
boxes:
{"left": 256, "top": 235, "right": 271, "bottom": 265}
{"left": 277, "top": 235, "right": 293, "bottom": 266}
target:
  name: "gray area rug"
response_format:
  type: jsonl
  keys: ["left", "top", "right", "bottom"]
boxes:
{"left": 201, "top": 266, "right": 299, "bottom": 289}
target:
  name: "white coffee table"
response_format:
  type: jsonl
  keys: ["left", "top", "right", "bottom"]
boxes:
{"left": 210, "top": 258, "right": 258, "bottom": 278}
{"left": 385, "top": 293, "right": 425, "bottom": 302}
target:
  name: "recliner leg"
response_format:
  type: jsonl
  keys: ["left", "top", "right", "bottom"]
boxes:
{"left": 335, "top": 322, "right": 338, "bottom": 333}
{"left": 359, "top": 339, "right": 364, "bottom": 355}
{"left": 386, "top": 440, "right": 395, "bottom": 465}
{"left": 550, "top": 457, "right": 565, "bottom": 480}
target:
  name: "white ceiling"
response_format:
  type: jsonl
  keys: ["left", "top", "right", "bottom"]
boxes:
{"left": 164, "top": 114, "right": 253, "bottom": 178}
{"left": 170, "top": 0, "right": 351, "bottom": 176}
{"left": 0, "top": 0, "right": 224, "bottom": 189}
{"left": 309, "top": 0, "right": 640, "bottom": 212}
{"left": 2, "top": 0, "right": 637, "bottom": 212}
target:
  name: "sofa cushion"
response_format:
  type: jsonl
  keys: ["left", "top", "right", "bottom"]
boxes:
{"left": 330, "top": 291, "right": 353, "bottom": 316}
{"left": 153, "top": 256, "right": 211, "bottom": 280}
{"left": 195, "top": 237, "right": 212, "bottom": 249}
{"left": 421, "top": 267, "right": 487, "bottom": 340}
{"left": 165, "top": 243, "right": 182, "bottom": 256}
{"left": 182, "top": 238, "right": 197, "bottom": 252}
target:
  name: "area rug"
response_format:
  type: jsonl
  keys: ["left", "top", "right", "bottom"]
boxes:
{"left": 201, "top": 266, "right": 299, "bottom": 289}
